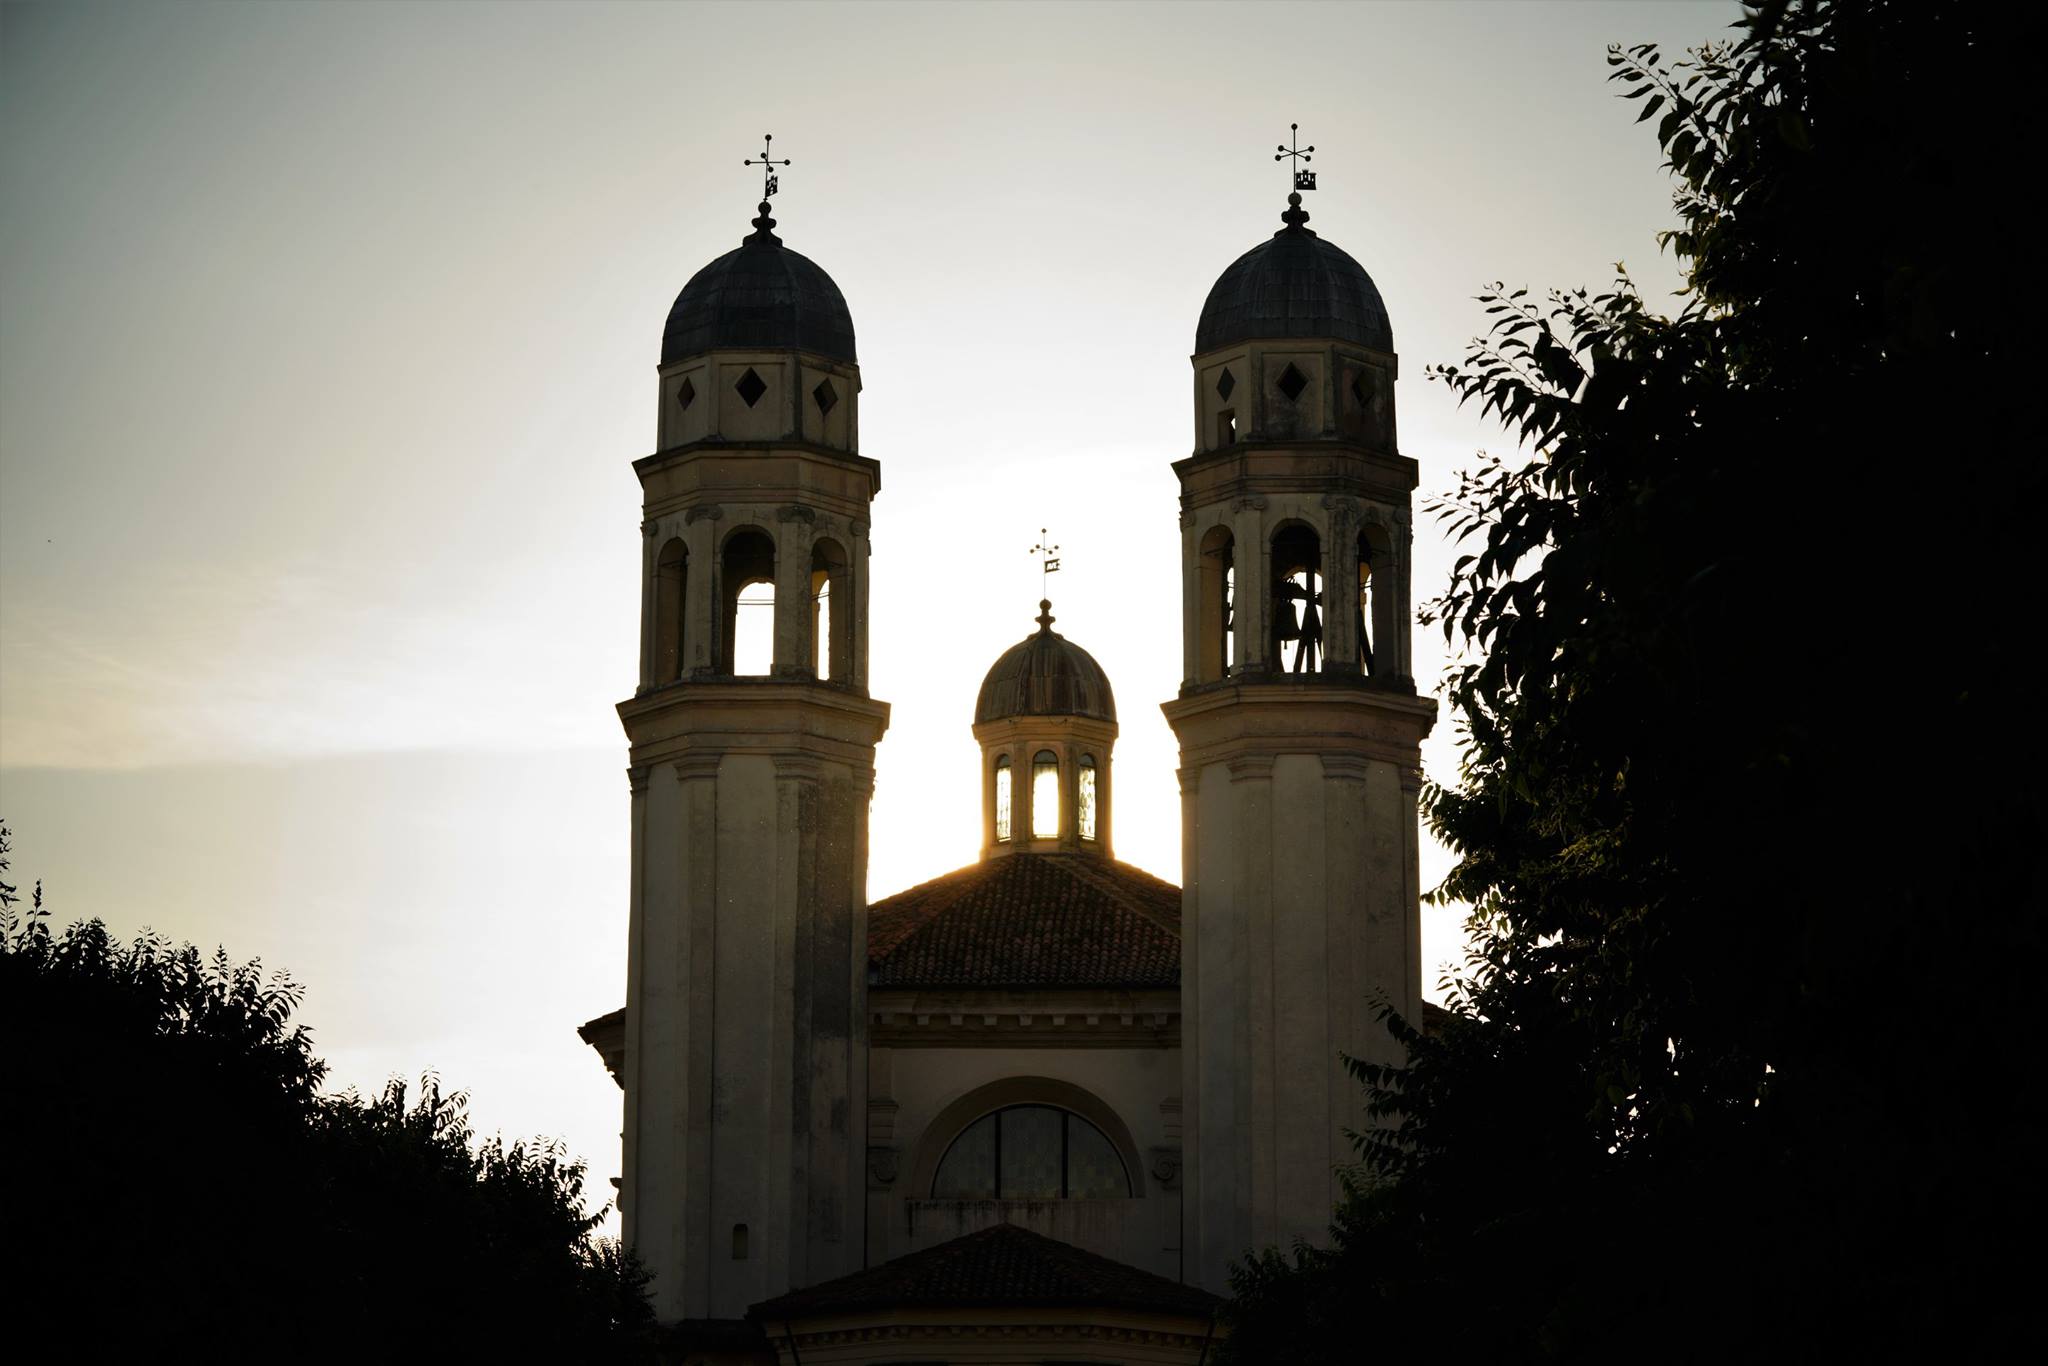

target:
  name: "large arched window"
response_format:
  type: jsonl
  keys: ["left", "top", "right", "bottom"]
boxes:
{"left": 1031, "top": 750, "right": 1059, "bottom": 838}
{"left": 1078, "top": 754, "right": 1098, "bottom": 842}
{"left": 994, "top": 755, "right": 1013, "bottom": 843}
{"left": 930, "top": 1105, "right": 1131, "bottom": 1200}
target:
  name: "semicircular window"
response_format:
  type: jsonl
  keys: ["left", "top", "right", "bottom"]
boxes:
{"left": 930, "top": 1104, "right": 1131, "bottom": 1200}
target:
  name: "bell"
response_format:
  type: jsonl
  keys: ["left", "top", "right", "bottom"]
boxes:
{"left": 1275, "top": 600, "right": 1301, "bottom": 642}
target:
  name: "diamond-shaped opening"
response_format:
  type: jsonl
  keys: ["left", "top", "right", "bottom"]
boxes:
{"left": 678, "top": 376, "right": 696, "bottom": 410}
{"left": 1350, "top": 371, "right": 1369, "bottom": 408}
{"left": 1216, "top": 368, "right": 1236, "bottom": 401}
{"left": 734, "top": 367, "right": 767, "bottom": 408}
{"left": 1277, "top": 363, "right": 1309, "bottom": 403}
{"left": 813, "top": 378, "right": 839, "bottom": 416}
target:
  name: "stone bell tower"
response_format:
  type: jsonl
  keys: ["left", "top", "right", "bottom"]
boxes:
{"left": 1162, "top": 185, "right": 1436, "bottom": 1292}
{"left": 618, "top": 177, "right": 888, "bottom": 1323}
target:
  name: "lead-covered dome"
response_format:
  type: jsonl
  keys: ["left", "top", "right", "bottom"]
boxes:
{"left": 661, "top": 205, "right": 856, "bottom": 366}
{"left": 975, "top": 602, "right": 1116, "bottom": 725}
{"left": 1195, "top": 195, "right": 1391, "bottom": 355}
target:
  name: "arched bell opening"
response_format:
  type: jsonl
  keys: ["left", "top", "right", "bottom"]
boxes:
{"left": 1030, "top": 749, "right": 1060, "bottom": 839}
{"left": 1270, "top": 522, "right": 1324, "bottom": 674}
{"left": 654, "top": 537, "right": 687, "bottom": 685}
{"left": 1197, "top": 524, "right": 1236, "bottom": 683}
{"left": 720, "top": 527, "right": 777, "bottom": 677}
{"left": 810, "top": 537, "right": 851, "bottom": 683}
{"left": 1078, "top": 753, "right": 1099, "bottom": 843}
{"left": 1357, "top": 524, "right": 1394, "bottom": 678}
{"left": 993, "top": 754, "right": 1014, "bottom": 845}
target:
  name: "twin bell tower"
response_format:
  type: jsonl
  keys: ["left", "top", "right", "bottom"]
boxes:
{"left": 619, "top": 161, "right": 886, "bottom": 1319}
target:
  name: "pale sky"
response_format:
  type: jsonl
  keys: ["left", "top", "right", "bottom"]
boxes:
{"left": 1, "top": 0, "right": 1740, "bottom": 1218}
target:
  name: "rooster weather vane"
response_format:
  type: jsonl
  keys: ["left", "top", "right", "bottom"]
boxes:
{"left": 1277, "top": 123, "right": 1316, "bottom": 192}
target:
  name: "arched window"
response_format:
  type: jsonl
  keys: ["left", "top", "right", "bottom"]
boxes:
{"left": 1031, "top": 750, "right": 1059, "bottom": 839}
{"left": 1271, "top": 523, "right": 1323, "bottom": 674}
{"left": 721, "top": 529, "right": 776, "bottom": 676}
{"left": 1078, "top": 754, "right": 1098, "bottom": 842}
{"left": 930, "top": 1105, "right": 1132, "bottom": 1200}
{"left": 1198, "top": 524, "right": 1235, "bottom": 682}
{"left": 994, "top": 755, "right": 1013, "bottom": 843}
{"left": 654, "top": 537, "right": 686, "bottom": 684}
{"left": 810, "top": 538, "right": 850, "bottom": 682}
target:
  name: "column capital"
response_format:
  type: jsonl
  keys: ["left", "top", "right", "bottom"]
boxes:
{"left": 1321, "top": 754, "right": 1373, "bottom": 784}
{"left": 672, "top": 754, "right": 722, "bottom": 782}
{"left": 773, "top": 753, "right": 827, "bottom": 785}
{"left": 1227, "top": 753, "right": 1276, "bottom": 783}
{"left": 627, "top": 763, "right": 653, "bottom": 794}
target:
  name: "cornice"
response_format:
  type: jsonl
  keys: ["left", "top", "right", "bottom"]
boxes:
{"left": 870, "top": 988, "right": 1179, "bottom": 1050}
{"left": 634, "top": 438, "right": 882, "bottom": 489}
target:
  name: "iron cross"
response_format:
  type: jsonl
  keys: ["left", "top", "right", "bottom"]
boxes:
{"left": 744, "top": 133, "right": 791, "bottom": 200}
{"left": 1030, "top": 529, "right": 1062, "bottom": 596}
{"left": 1276, "top": 123, "right": 1316, "bottom": 191}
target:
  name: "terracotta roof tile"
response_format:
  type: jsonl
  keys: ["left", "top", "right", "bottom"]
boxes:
{"left": 750, "top": 1222, "right": 1219, "bottom": 1321}
{"left": 867, "top": 854, "right": 1181, "bottom": 989}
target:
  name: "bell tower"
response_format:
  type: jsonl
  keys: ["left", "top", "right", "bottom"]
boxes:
{"left": 619, "top": 162, "right": 888, "bottom": 1324}
{"left": 1162, "top": 176, "right": 1436, "bottom": 1291}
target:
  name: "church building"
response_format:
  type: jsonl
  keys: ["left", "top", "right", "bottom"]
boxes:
{"left": 579, "top": 151, "right": 1434, "bottom": 1364}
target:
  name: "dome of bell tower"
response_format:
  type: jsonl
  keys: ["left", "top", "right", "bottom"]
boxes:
{"left": 1195, "top": 193, "right": 1392, "bottom": 354}
{"left": 660, "top": 203, "right": 857, "bottom": 365}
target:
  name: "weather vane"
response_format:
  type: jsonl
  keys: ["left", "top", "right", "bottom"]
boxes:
{"left": 1030, "top": 528, "right": 1061, "bottom": 598}
{"left": 1276, "top": 123, "right": 1316, "bottom": 191}
{"left": 744, "top": 133, "right": 791, "bottom": 202}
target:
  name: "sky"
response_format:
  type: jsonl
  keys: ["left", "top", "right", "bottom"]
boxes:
{"left": 1, "top": 0, "right": 1742, "bottom": 1219}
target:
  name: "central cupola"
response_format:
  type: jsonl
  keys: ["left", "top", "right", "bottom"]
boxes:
{"left": 973, "top": 600, "right": 1118, "bottom": 859}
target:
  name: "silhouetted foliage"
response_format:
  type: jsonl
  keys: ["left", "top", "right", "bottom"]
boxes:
{"left": 1220, "top": 2, "right": 2041, "bottom": 1359}
{"left": 0, "top": 825, "right": 653, "bottom": 1361}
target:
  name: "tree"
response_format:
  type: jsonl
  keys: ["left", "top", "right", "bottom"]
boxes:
{"left": 1219, "top": 2, "right": 2042, "bottom": 1358}
{"left": 0, "top": 825, "right": 653, "bottom": 1360}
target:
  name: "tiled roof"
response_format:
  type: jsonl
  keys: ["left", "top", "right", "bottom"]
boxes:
{"left": 868, "top": 853, "right": 1181, "bottom": 989}
{"left": 750, "top": 1222, "right": 1219, "bottom": 1321}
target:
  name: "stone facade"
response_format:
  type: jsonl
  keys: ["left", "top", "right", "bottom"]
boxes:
{"left": 589, "top": 186, "right": 1434, "bottom": 1349}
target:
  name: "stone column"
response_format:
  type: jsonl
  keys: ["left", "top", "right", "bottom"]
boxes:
{"left": 1180, "top": 512, "right": 1202, "bottom": 686}
{"left": 850, "top": 518, "right": 872, "bottom": 689}
{"left": 638, "top": 522, "right": 660, "bottom": 692}
{"left": 1322, "top": 498, "right": 1360, "bottom": 675}
{"left": 1231, "top": 498, "right": 1268, "bottom": 674}
{"left": 683, "top": 509, "right": 720, "bottom": 677}
{"left": 772, "top": 507, "right": 818, "bottom": 679}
